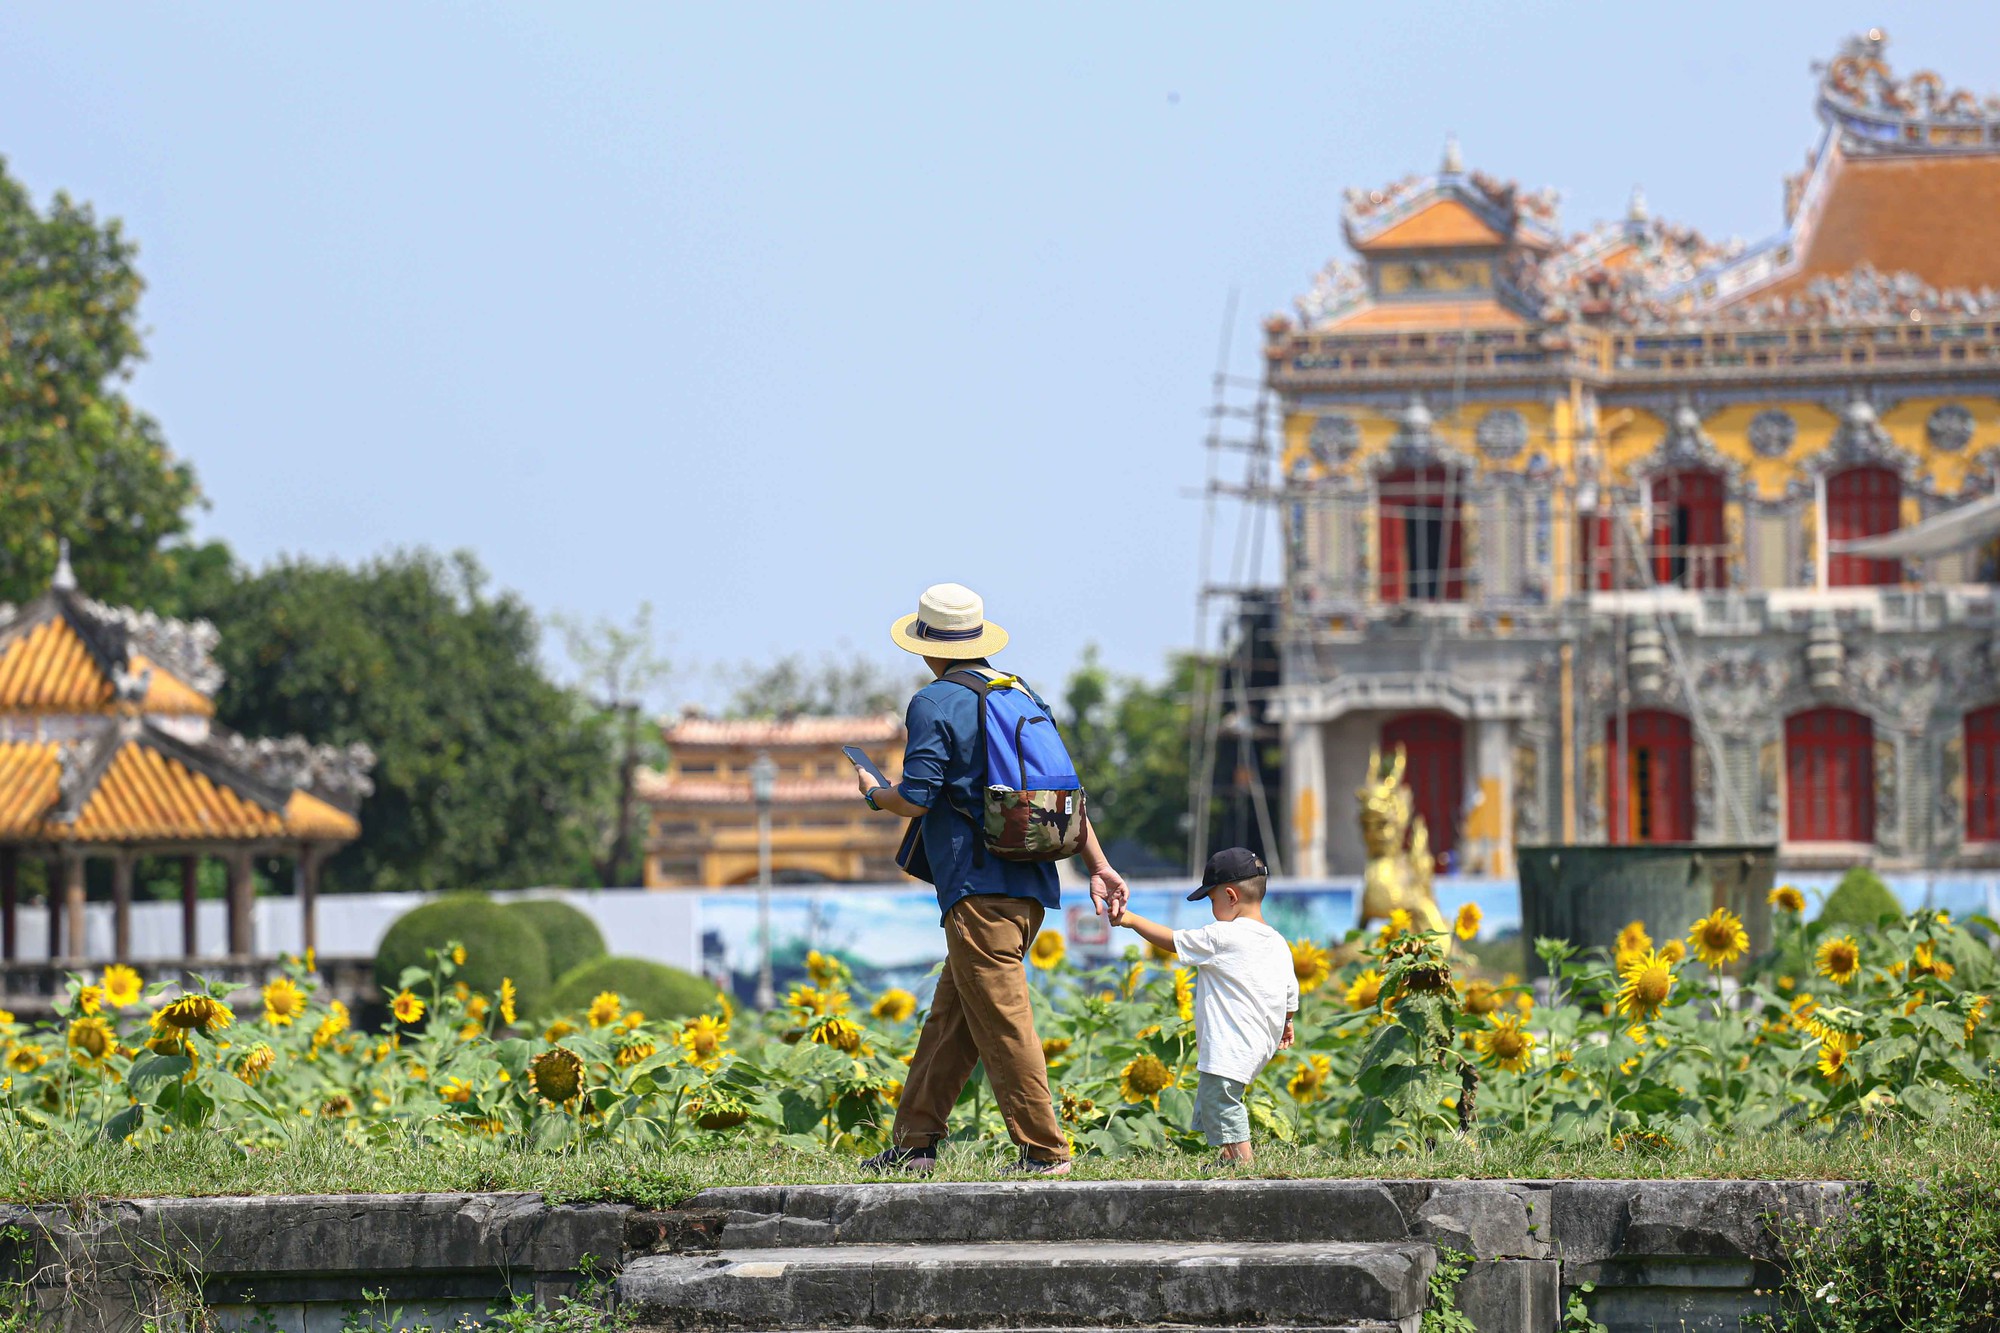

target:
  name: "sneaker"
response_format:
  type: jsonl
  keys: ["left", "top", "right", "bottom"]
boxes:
{"left": 1002, "top": 1155, "right": 1073, "bottom": 1176}
{"left": 860, "top": 1145, "right": 937, "bottom": 1176}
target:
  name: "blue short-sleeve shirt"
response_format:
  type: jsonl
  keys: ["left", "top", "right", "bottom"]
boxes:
{"left": 895, "top": 670, "right": 1061, "bottom": 922}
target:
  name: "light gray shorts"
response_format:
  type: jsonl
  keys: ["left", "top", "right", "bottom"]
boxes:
{"left": 1191, "top": 1071, "right": 1250, "bottom": 1146}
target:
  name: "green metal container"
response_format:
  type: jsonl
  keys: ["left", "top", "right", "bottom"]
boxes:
{"left": 1515, "top": 844, "right": 1780, "bottom": 978}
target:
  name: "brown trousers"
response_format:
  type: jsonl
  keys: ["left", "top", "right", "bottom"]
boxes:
{"left": 892, "top": 895, "right": 1068, "bottom": 1163}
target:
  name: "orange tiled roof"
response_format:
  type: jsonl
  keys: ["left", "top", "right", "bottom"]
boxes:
{"left": 636, "top": 772, "right": 865, "bottom": 806}
{"left": 0, "top": 734, "right": 359, "bottom": 844}
{"left": 663, "top": 714, "right": 903, "bottom": 748}
{"left": 1746, "top": 150, "right": 2000, "bottom": 302}
{"left": 130, "top": 655, "right": 216, "bottom": 717}
{"left": 1321, "top": 299, "right": 1529, "bottom": 331}
{"left": 1353, "top": 199, "right": 1508, "bottom": 252}
{"left": 0, "top": 618, "right": 112, "bottom": 712}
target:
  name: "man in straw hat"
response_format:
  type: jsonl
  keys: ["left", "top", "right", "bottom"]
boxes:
{"left": 855, "top": 582, "right": 1127, "bottom": 1175}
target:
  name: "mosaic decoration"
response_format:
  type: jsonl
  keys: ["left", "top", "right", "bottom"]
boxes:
{"left": 1309, "top": 414, "right": 1361, "bottom": 466}
{"left": 1748, "top": 409, "right": 1798, "bottom": 459}
{"left": 1928, "top": 403, "right": 1977, "bottom": 453}
{"left": 1475, "top": 409, "right": 1529, "bottom": 461}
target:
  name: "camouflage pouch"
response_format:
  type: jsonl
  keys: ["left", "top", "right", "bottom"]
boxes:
{"left": 982, "top": 785, "right": 1089, "bottom": 863}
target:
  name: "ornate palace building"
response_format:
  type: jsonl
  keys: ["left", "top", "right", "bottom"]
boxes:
{"left": 639, "top": 713, "right": 906, "bottom": 887}
{"left": 1267, "top": 31, "right": 2000, "bottom": 877}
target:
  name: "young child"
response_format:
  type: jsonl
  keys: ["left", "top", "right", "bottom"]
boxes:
{"left": 1110, "top": 847, "right": 1298, "bottom": 1165}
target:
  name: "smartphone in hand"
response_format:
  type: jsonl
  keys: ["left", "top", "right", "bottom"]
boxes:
{"left": 842, "top": 745, "right": 889, "bottom": 789}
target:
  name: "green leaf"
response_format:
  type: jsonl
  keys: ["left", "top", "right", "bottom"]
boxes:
{"left": 1157, "top": 1086, "right": 1193, "bottom": 1127}
{"left": 126, "top": 1053, "right": 191, "bottom": 1094}
{"left": 99, "top": 1104, "right": 143, "bottom": 1143}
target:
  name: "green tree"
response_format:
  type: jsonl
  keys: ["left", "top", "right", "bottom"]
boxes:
{"left": 0, "top": 156, "right": 207, "bottom": 603}
{"left": 187, "top": 549, "right": 612, "bottom": 895}
{"left": 725, "top": 653, "right": 920, "bottom": 718}
{"left": 1062, "top": 647, "right": 1208, "bottom": 869}
{"left": 553, "top": 603, "right": 671, "bottom": 887}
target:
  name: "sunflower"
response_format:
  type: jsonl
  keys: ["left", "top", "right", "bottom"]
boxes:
{"left": 786, "top": 985, "right": 849, "bottom": 1017}
{"left": 1814, "top": 935, "right": 1861, "bottom": 985}
{"left": 1768, "top": 885, "right": 1807, "bottom": 914}
{"left": 67, "top": 1016, "right": 113, "bottom": 1064}
{"left": 320, "top": 1093, "right": 355, "bottom": 1118}
{"left": 1345, "top": 969, "right": 1384, "bottom": 1010}
{"left": 614, "top": 1036, "right": 658, "bottom": 1068}
{"left": 1029, "top": 931, "right": 1066, "bottom": 970}
{"left": 619, "top": 1010, "right": 646, "bottom": 1032}
{"left": 6, "top": 1044, "right": 44, "bottom": 1073}
{"left": 263, "top": 977, "right": 307, "bottom": 1028}
{"left": 871, "top": 988, "right": 918, "bottom": 1022}
{"left": 1658, "top": 939, "right": 1686, "bottom": 965}
{"left": 1286, "top": 1054, "right": 1332, "bottom": 1103}
{"left": 529, "top": 1048, "right": 585, "bottom": 1105}
{"left": 1377, "top": 908, "right": 1414, "bottom": 946}
{"left": 1173, "top": 969, "right": 1196, "bottom": 1023}
{"left": 450, "top": 945, "right": 467, "bottom": 967}
{"left": 100, "top": 965, "right": 142, "bottom": 1009}
{"left": 1460, "top": 979, "right": 1499, "bottom": 1016}
{"left": 1476, "top": 1015, "right": 1536, "bottom": 1072}
{"left": 1615, "top": 921, "right": 1652, "bottom": 957}
{"left": 1058, "top": 1088, "right": 1097, "bottom": 1122}
{"left": 234, "top": 1045, "right": 276, "bottom": 1085}
{"left": 1614, "top": 949, "right": 1676, "bottom": 1021}
{"left": 1912, "top": 941, "right": 1956, "bottom": 984}
{"left": 1119, "top": 1053, "right": 1174, "bottom": 1105}
{"left": 498, "top": 978, "right": 518, "bottom": 1025}
{"left": 390, "top": 991, "right": 425, "bottom": 1025}
{"left": 544, "top": 1020, "right": 578, "bottom": 1043}
{"left": 1967, "top": 995, "right": 1991, "bottom": 1043}
{"left": 75, "top": 985, "right": 104, "bottom": 1017}
{"left": 1041, "top": 1036, "right": 1072, "bottom": 1062}
{"left": 1687, "top": 908, "right": 1749, "bottom": 969}
{"left": 679, "top": 1014, "right": 730, "bottom": 1069}
{"left": 1122, "top": 961, "right": 1145, "bottom": 998}
{"left": 1291, "top": 939, "right": 1332, "bottom": 994}
{"left": 1453, "top": 902, "right": 1483, "bottom": 941}
{"left": 1816, "top": 1032, "right": 1859, "bottom": 1083}
{"left": 310, "top": 1001, "right": 350, "bottom": 1050}
{"left": 694, "top": 1095, "right": 751, "bottom": 1130}
{"left": 586, "top": 991, "right": 623, "bottom": 1029}
{"left": 464, "top": 994, "right": 490, "bottom": 1022}
{"left": 808, "top": 1016, "right": 865, "bottom": 1054}
{"left": 158, "top": 993, "right": 233, "bottom": 1034}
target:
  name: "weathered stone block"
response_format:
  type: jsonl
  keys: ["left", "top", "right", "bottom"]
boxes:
{"left": 1415, "top": 1183, "right": 1553, "bottom": 1259}
{"left": 1454, "top": 1259, "right": 1559, "bottom": 1332}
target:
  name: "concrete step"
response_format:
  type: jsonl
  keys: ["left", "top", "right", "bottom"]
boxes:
{"left": 617, "top": 1239, "right": 1434, "bottom": 1331}
{"left": 691, "top": 1180, "right": 1426, "bottom": 1248}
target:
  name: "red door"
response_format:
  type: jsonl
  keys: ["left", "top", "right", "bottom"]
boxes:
{"left": 1382, "top": 711, "right": 1463, "bottom": 869}
{"left": 1968, "top": 705, "right": 2000, "bottom": 841}
{"left": 1606, "top": 710, "right": 1694, "bottom": 843}
{"left": 1579, "top": 512, "right": 1615, "bottom": 590}
{"left": 1785, "top": 708, "right": 1875, "bottom": 842}
{"left": 1378, "top": 467, "right": 1464, "bottom": 603}
{"left": 1650, "top": 471, "right": 1727, "bottom": 589}
{"left": 1826, "top": 467, "right": 1901, "bottom": 587}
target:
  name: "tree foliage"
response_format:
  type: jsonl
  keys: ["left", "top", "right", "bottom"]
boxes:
{"left": 725, "top": 653, "right": 920, "bottom": 719}
{"left": 554, "top": 603, "right": 671, "bottom": 887}
{"left": 0, "top": 156, "right": 206, "bottom": 604}
{"left": 187, "top": 549, "right": 612, "bottom": 895}
{"left": 1062, "top": 647, "right": 1206, "bottom": 869}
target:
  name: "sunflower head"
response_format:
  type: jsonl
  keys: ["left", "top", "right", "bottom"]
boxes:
{"left": 1460, "top": 979, "right": 1499, "bottom": 1016}
{"left": 586, "top": 991, "right": 623, "bottom": 1029}
{"left": 1029, "top": 930, "right": 1066, "bottom": 970}
{"left": 808, "top": 1016, "right": 865, "bottom": 1054}
{"left": 1769, "top": 885, "right": 1807, "bottom": 914}
{"left": 679, "top": 1014, "right": 731, "bottom": 1069}
{"left": 390, "top": 990, "right": 425, "bottom": 1025}
{"left": 158, "top": 993, "right": 233, "bottom": 1035}
{"left": 1687, "top": 908, "right": 1749, "bottom": 970}
{"left": 1815, "top": 935, "right": 1861, "bottom": 985}
{"left": 1615, "top": 921, "right": 1653, "bottom": 957}
{"left": 320, "top": 1093, "right": 355, "bottom": 1118}
{"left": 1344, "top": 968, "right": 1384, "bottom": 1010}
{"left": 234, "top": 1044, "right": 276, "bottom": 1085}
{"left": 1475, "top": 1014, "right": 1537, "bottom": 1072}
{"left": 1041, "top": 1036, "right": 1072, "bottom": 1062}
{"left": 1291, "top": 939, "right": 1332, "bottom": 993}
{"left": 1912, "top": 941, "right": 1957, "bottom": 983}
{"left": 694, "top": 1095, "right": 751, "bottom": 1130}
{"left": 263, "top": 977, "right": 307, "bottom": 1027}
{"left": 530, "top": 1047, "right": 585, "bottom": 1104}
{"left": 1285, "top": 1054, "right": 1332, "bottom": 1103}
{"left": 786, "top": 985, "right": 849, "bottom": 1017}
{"left": 1173, "top": 969, "right": 1196, "bottom": 1022}
{"left": 67, "top": 1016, "right": 113, "bottom": 1064}
{"left": 871, "top": 988, "right": 918, "bottom": 1023}
{"left": 1615, "top": 949, "right": 1676, "bottom": 1021}
{"left": 1119, "top": 1053, "right": 1174, "bottom": 1105}
{"left": 6, "top": 1044, "right": 45, "bottom": 1073}
{"left": 100, "top": 965, "right": 143, "bottom": 1009}
{"left": 805, "top": 950, "right": 845, "bottom": 987}
{"left": 498, "top": 977, "right": 518, "bottom": 1025}
{"left": 614, "top": 1035, "right": 658, "bottom": 1068}
{"left": 1453, "top": 902, "right": 1483, "bottom": 941}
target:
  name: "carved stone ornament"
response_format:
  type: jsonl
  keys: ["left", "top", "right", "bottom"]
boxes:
{"left": 1927, "top": 403, "right": 1976, "bottom": 454}
{"left": 1636, "top": 400, "right": 1740, "bottom": 485}
{"left": 1310, "top": 414, "right": 1361, "bottom": 467}
{"left": 1693, "top": 651, "right": 1791, "bottom": 729}
{"left": 1748, "top": 409, "right": 1798, "bottom": 459}
{"left": 1475, "top": 408, "right": 1529, "bottom": 461}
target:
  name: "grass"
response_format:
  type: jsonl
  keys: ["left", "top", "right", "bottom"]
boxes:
{"left": 0, "top": 1114, "right": 1992, "bottom": 1209}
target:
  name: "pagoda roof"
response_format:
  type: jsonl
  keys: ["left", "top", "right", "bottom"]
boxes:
{"left": 662, "top": 713, "right": 902, "bottom": 749}
{"left": 0, "top": 577, "right": 221, "bottom": 717}
{"left": 1343, "top": 163, "right": 1562, "bottom": 257}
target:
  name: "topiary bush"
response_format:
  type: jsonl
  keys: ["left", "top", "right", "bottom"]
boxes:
{"left": 1816, "top": 866, "right": 1904, "bottom": 928}
{"left": 544, "top": 955, "right": 715, "bottom": 1022}
{"left": 375, "top": 893, "right": 553, "bottom": 1016}
{"left": 503, "top": 898, "right": 607, "bottom": 983}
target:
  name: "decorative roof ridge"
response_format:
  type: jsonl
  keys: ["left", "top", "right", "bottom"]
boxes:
{"left": 52, "top": 718, "right": 125, "bottom": 825}
{"left": 1816, "top": 28, "right": 2000, "bottom": 158}
{"left": 74, "top": 597, "right": 222, "bottom": 696}
{"left": 1342, "top": 164, "right": 1561, "bottom": 251}
{"left": 200, "top": 726, "right": 378, "bottom": 814}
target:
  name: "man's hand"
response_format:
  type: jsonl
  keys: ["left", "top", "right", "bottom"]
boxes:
{"left": 854, "top": 766, "right": 877, "bottom": 799}
{"left": 1279, "top": 1018, "right": 1295, "bottom": 1051}
{"left": 1088, "top": 862, "right": 1128, "bottom": 919}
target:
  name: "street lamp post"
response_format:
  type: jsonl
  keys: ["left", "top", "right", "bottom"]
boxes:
{"left": 751, "top": 750, "right": 777, "bottom": 1010}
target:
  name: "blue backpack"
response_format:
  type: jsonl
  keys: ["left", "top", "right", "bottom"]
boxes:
{"left": 943, "top": 668, "right": 1089, "bottom": 864}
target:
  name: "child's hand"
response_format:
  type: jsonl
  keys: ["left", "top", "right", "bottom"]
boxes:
{"left": 1278, "top": 1018, "right": 1295, "bottom": 1050}
{"left": 1107, "top": 902, "right": 1126, "bottom": 926}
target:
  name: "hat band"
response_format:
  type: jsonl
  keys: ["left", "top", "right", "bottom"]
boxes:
{"left": 913, "top": 618, "right": 984, "bottom": 642}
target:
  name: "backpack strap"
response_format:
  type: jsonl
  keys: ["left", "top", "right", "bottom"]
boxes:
{"left": 941, "top": 668, "right": 1007, "bottom": 868}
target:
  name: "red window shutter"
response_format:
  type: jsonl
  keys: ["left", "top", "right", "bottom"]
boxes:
{"left": 1785, "top": 708, "right": 1875, "bottom": 842}
{"left": 1381, "top": 711, "right": 1462, "bottom": 867}
{"left": 1827, "top": 467, "right": 1901, "bottom": 588}
{"left": 1606, "top": 710, "right": 1694, "bottom": 843}
{"left": 1968, "top": 706, "right": 2000, "bottom": 841}
{"left": 1378, "top": 473, "right": 1407, "bottom": 604}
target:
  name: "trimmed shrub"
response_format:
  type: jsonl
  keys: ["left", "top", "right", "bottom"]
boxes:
{"left": 374, "top": 894, "right": 552, "bottom": 1016}
{"left": 1816, "top": 867, "right": 1903, "bottom": 928}
{"left": 545, "top": 956, "right": 715, "bottom": 1022}
{"left": 503, "top": 898, "right": 607, "bottom": 983}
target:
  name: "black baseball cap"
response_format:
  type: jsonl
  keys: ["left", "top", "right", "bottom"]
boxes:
{"left": 1188, "top": 847, "right": 1269, "bottom": 901}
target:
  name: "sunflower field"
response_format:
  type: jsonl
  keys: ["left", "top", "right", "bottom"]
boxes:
{"left": 2, "top": 890, "right": 1997, "bottom": 1158}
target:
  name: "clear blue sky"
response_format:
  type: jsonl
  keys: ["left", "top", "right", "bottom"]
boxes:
{"left": 1, "top": 3, "right": 1992, "bottom": 703}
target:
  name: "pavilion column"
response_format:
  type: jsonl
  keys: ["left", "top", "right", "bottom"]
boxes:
{"left": 180, "top": 856, "right": 199, "bottom": 959}
{"left": 45, "top": 857, "right": 61, "bottom": 960}
{"left": 226, "top": 852, "right": 254, "bottom": 959}
{"left": 1, "top": 847, "right": 16, "bottom": 962}
{"left": 62, "top": 853, "right": 86, "bottom": 963}
{"left": 110, "top": 853, "right": 134, "bottom": 962}
{"left": 296, "top": 848, "right": 321, "bottom": 958}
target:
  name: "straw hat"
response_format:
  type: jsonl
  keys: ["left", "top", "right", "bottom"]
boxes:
{"left": 889, "top": 583, "right": 1009, "bottom": 660}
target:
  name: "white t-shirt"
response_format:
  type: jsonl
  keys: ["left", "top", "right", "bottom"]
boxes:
{"left": 1172, "top": 917, "right": 1301, "bottom": 1084}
